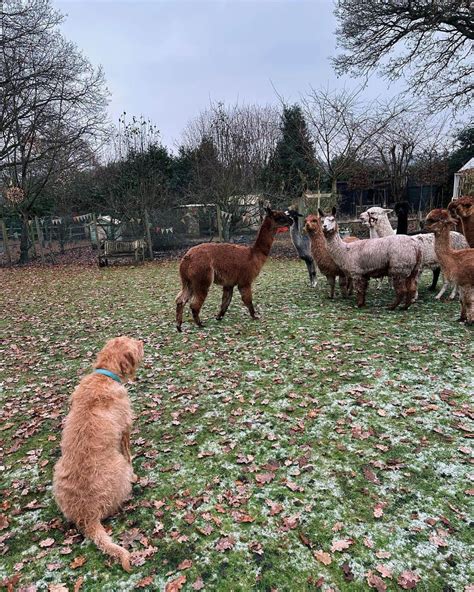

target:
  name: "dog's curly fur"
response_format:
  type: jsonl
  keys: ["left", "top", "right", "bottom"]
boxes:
{"left": 53, "top": 336, "right": 144, "bottom": 571}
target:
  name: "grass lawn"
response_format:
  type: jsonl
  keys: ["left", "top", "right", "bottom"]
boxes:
{"left": 1, "top": 257, "right": 473, "bottom": 592}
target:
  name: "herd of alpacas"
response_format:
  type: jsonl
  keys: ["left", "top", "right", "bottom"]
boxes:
{"left": 176, "top": 198, "right": 474, "bottom": 329}
{"left": 52, "top": 198, "right": 473, "bottom": 573}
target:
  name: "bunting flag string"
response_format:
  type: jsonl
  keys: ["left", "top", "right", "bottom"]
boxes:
{"left": 72, "top": 213, "right": 93, "bottom": 223}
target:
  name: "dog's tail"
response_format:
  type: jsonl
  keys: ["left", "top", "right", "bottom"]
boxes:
{"left": 85, "top": 520, "right": 131, "bottom": 572}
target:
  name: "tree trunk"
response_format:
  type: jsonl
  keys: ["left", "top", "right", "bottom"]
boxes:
{"left": 331, "top": 177, "right": 337, "bottom": 196}
{"left": 19, "top": 215, "right": 31, "bottom": 264}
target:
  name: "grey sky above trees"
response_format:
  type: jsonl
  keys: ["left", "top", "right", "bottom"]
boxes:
{"left": 55, "top": 0, "right": 407, "bottom": 149}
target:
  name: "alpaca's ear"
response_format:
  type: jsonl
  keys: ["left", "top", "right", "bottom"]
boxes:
{"left": 384, "top": 209, "right": 393, "bottom": 214}
{"left": 318, "top": 208, "right": 325, "bottom": 218}
{"left": 331, "top": 206, "right": 337, "bottom": 216}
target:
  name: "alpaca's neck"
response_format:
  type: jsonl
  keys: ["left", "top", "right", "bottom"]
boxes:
{"left": 397, "top": 213, "right": 408, "bottom": 234}
{"left": 433, "top": 226, "right": 456, "bottom": 275}
{"left": 290, "top": 221, "right": 302, "bottom": 245}
{"left": 251, "top": 217, "right": 276, "bottom": 259}
{"left": 461, "top": 216, "right": 474, "bottom": 247}
{"left": 375, "top": 215, "right": 395, "bottom": 237}
{"left": 324, "top": 230, "right": 348, "bottom": 269}
{"left": 369, "top": 227, "right": 378, "bottom": 239}
{"left": 307, "top": 223, "right": 326, "bottom": 251}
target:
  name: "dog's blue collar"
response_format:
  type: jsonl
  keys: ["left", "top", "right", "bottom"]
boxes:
{"left": 94, "top": 368, "right": 122, "bottom": 383}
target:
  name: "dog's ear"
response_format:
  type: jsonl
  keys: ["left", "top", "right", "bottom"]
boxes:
{"left": 265, "top": 206, "right": 273, "bottom": 216}
{"left": 119, "top": 351, "right": 137, "bottom": 379}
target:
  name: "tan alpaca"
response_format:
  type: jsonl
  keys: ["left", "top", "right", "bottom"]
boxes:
{"left": 425, "top": 209, "right": 474, "bottom": 324}
{"left": 53, "top": 336, "right": 144, "bottom": 571}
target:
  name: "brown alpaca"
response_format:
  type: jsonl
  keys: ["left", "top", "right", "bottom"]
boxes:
{"left": 175, "top": 207, "right": 292, "bottom": 331}
{"left": 53, "top": 336, "right": 144, "bottom": 571}
{"left": 448, "top": 196, "right": 474, "bottom": 247}
{"left": 425, "top": 209, "right": 474, "bottom": 324}
{"left": 304, "top": 211, "right": 358, "bottom": 298}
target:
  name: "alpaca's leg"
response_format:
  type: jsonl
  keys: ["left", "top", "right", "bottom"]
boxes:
{"left": 238, "top": 285, "right": 258, "bottom": 319}
{"left": 346, "top": 275, "right": 354, "bottom": 295}
{"left": 216, "top": 287, "right": 234, "bottom": 320}
{"left": 353, "top": 276, "right": 367, "bottom": 308}
{"left": 448, "top": 283, "right": 458, "bottom": 300}
{"left": 304, "top": 257, "right": 317, "bottom": 287}
{"left": 458, "top": 287, "right": 468, "bottom": 322}
{"left": 429, "top": 267, "right": 441, "bottom": 291}
{"left": 327, "top": 276, "right": 336, "bottom": 299}
{"left": 389, "top": 277, "right": 405, "bottom": 310}
{"left": 190, "top": 289, "right": 209, "bottom": 328}
{"left": 403, "top": 276, "right": 417, "bottom": 310}
{"left": 435, "top": 276, "right": 449, "bottom": 300}
{"left": 175, "top": 287, "right": 191, "bottom": 332}
{"left": 465, "top": 288, "right": 474, "bottom": 324}
{"left": 339, "top": 275, "right": 348, "bottom": 298}
{"left": 309, "top": 260, "right": 317, "bottom": 288}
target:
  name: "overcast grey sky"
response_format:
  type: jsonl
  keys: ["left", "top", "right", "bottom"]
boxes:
{"left": 55, "top": 0, "right": 396, "bottom": 150}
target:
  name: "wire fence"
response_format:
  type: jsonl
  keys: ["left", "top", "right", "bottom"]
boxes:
{"left": 0, "top": 201, "right": 425, "bottom": 267}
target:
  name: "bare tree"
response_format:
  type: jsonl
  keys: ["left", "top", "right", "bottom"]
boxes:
{"left": 301, "top": 87, "right": 405, "bottom": 194}
{"left": 333, "top": 0, "right": 473, "bottom": 112}
{"left": 372, "top": 112, "right": 449, "bottom": 203}
{"left": 182, "top": 102, "right": 280, "bottom": 234}
{"left": 1, "top": 0, "right": 109, "bottom": 262}
{"left": 1, "top": 0, "right": 63, "bottom": 163}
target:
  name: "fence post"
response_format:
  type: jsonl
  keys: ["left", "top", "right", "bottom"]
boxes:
{"left": 0, "top": 219, "right": 12, "bottom": 266}
{"left": 215, "top": 204, "right": 224, "bottom": 242}
{"left": 28, "top": 219, "right": 37, "bottom": 257}
{"left": 35, "top": 216, "right": 45, "bottom": 264}
{"left": 144, "top": 209, "right": 154, "bottom": 260}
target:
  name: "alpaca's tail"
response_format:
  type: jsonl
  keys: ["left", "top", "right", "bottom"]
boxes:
{"left": 410, "top": 246, "right": 423, "bottom": 281}
{"left": 405, "top": 245, "right": 423, "bottom": 307}
{"left": 85, "top": 521, "right": 131, "bottom": 572}
{"left": 175, "top": 279, "right": 192, "bottom": 332}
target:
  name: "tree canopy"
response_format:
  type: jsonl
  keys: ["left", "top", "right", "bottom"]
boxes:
{"left": 333, "top": 0, "right": 473, "bottom": 112}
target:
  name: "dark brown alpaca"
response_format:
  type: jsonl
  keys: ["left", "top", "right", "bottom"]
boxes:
{"left": 175, "top": 207, "right": 292, "bottom": 331}
{"left": 448, "top": 196, "right": 474, "bottom": 247}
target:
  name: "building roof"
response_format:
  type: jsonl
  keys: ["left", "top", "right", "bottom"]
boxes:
{"left": 458, "top": 157, "right": 474, "bottom": 173}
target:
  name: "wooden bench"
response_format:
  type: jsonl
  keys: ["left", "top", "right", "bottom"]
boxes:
{"left": 98, "top": 239, "right": 146, "bottom": 266}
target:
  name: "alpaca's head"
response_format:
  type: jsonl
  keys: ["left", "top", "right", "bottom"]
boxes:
{"left": 359, "top": 211, "right": 370, "bottom": 227}
{"left": 448, "top": 196, "right": 474, "bottom": 220}
{"left": 425, "top": 209, "right": 458, "bottom": 235}
{"left": 284, "top": 209, "right": 303, "bottom": 224}
{"left": 363, "top": 207, "right": 393, "bottom": 229}
{"left": 394, "top": 202, "right": 409, "bottom": 217}
{"left": 304, "top": 213, "right": 321, "bottom": 235}
{"left": 265, "top": 207, "right": 293, "bottom": 229}
{"left": 322, "top": 207, "right": 338, "bottom": 236}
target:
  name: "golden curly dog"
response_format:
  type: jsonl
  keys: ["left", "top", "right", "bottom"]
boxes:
{"left": 53, "top": 336, "right": 144, "bottom": 571}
